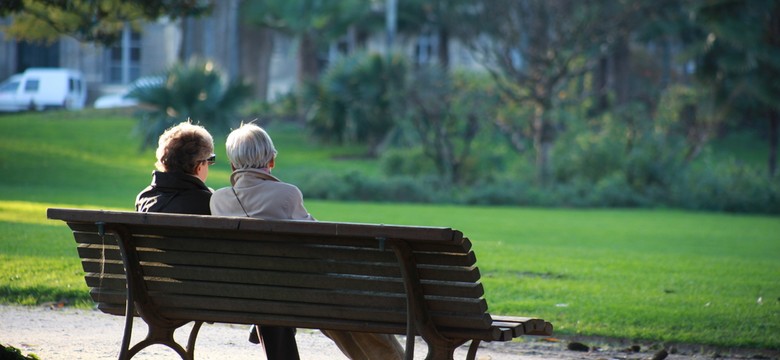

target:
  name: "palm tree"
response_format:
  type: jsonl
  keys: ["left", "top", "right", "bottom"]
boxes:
{"left": 130, "top": 58, "right": 251, "bottom": 148}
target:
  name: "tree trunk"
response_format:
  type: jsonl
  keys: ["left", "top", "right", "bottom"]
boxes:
{"left": 612, "top": 34, "right": 631, "bottom": 106}
{"left": 297, "top": 32, "right": 319, "bottom": 85}
{"left": 683, "top": 104, "right": 705, "bottom": 162}
{"left": 533, "top": 103, "right": 551, "bottom": 185}
{"left": 770, "top": 109, "right": 779, "bottom": 177}
{"left": 594, "top": 55, "right": 609, "bottom": 114}
{"left": 660, "top": 37, "right": 672, "bottom": 90}
{"left": 239, "top": 25, "right": 274, "bottom": 101}
{"left": 437, "top": 28, "right": 449, "bottom": 68}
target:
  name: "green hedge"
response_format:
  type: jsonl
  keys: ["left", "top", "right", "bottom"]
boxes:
{"left": 296, "top": 164, "right": 780, "bottom": 214}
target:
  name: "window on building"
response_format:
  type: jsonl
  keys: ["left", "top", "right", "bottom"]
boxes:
{"left": 414, "top": 32, "right": 438, "bottom": 66}
{"left": 106, "top": 26, "right": 141, "bottom": 84}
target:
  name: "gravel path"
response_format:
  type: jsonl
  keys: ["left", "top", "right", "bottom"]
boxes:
{"left": 1, "top": 305, "right": 776, "bottom": 360}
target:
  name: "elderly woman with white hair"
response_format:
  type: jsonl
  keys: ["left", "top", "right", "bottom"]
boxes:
{"left": 210, "top": 122, "right": 404, "bottom": 360}
{"left": 210, "top": 122, "right": 313, "bottom": 221}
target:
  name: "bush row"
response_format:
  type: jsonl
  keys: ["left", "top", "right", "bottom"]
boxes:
{"left": 294, "top": 163, "right": 780, "bottom": 214}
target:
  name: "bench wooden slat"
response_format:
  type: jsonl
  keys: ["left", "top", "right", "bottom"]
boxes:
{"left": 132, "top": 248, "right": 476, "bottom": 280}
{"left": 87, "top": 286, "right": 491, "bottom": 331}
{"left": 491, "top": 315, "right": 554, "bottom": 336}
{"left": 97, "top": 302, "right": 127, "bottom": 316}
{"left": 81, "top": 260, "right": 486, "bottom": 299}
{"left": 78, "top": 260, "right": 482, "bottom": 298}
{"left": 89, "top": 289, "right": 126, "bottom": 306}
{"left": 75, "top": 233, "right": 482, "bottom": 283}
{"left": 150, "top": 294, "right": 491, "bottom": 330}
{"left": 84, "top": 275, "right": 489, "bottom": 316}
{"left": 160, "top": 308, "right": 501, "bottom": 342}
{"left": 73, "top": 230, "right": 478, "bottom": 268}
{"left": 54, "top": 209, "right": 463, "bottom": 243}
{"left": 91, "top": 303, "right": 507, "bottom": 343}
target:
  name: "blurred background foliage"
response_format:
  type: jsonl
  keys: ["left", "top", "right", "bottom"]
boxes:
{"left": 3, "top": 0, "right": 779, "bottom": 213}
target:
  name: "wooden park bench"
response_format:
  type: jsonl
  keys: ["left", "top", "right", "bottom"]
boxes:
{"left": 47, "top": 208, "right": 553, "bottom": 360}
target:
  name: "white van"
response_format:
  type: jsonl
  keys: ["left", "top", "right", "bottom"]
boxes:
{"left": 0, "top": 68, "right": 87, "bottom": 112}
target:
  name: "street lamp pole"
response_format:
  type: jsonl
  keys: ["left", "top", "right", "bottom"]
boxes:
{"left": 386, "top": 0, "right": 397, "bottom": 51}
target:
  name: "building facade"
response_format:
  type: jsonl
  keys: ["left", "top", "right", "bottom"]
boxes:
{"left": 0, "top": 1, "right": 478, "bottom": 106}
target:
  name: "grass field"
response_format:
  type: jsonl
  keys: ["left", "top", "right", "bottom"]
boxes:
{"left": 1, "top": 111, "right": 779, "bottom": 349}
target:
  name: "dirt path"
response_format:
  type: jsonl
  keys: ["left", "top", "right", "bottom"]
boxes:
{"left": 1, "top": 305, "right": 776, "bottom": 360}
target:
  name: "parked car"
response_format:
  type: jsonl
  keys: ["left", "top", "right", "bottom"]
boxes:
{"left": 0, "top": 68, "right": 86, "bottom": 112}
{"left": 93, "top": 76, "right": 164, "bottom": 109}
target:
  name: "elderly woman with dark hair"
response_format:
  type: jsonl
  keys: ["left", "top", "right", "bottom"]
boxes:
{"left": 211, "top": 122, "right": 404, "bottom": 360}
{"left": 135, "top": 121, "right": 215, "bottom": 214}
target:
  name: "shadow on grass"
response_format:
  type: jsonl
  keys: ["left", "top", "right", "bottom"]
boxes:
{"left": 0, "top": 285, "right": 93, "bottom": 308}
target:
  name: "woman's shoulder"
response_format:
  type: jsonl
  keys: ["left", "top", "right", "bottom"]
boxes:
{"left": 270, "top": 180, "right": 304, "bottom": 196}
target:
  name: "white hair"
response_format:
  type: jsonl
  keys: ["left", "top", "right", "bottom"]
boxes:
{"left": 225, "top": 122, "right": 277, "bottom": 170}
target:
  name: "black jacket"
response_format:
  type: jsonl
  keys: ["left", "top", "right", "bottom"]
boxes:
{"left": 135, "top": 171, "right": 212, "bottom": 215}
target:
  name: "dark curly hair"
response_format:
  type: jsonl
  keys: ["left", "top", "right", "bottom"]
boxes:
{"left": 155, "top": 121, "right": 214, "bottom": 174}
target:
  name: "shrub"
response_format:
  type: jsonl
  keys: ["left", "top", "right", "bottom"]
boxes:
{"left": 304, "top": 52, "right": 407, "bottom": 153}
{"left": 590, "top": 172, "right": 653, "bottom": 207}
{"left": 379, "top": 147, "right": 437, "bottom": 177}
{"left": 0, "top": 344, "right": 39, "bottom": 360}
{"left": 130, "top": 57, "right": 252, "bottom": 148}
{"left": 459, "top": 179, "right": 535, "bottom": 206}
{"left": 242, "top": 91, "right": 301, "bottom": 123}
{"left": 391, "top": 67, "right": 501, "bottom": 185}
{"left": 552, "top": 117, "right": 626, "bottom": 183}
{"left": 671, "top": 160, "right": 780, "bottom": 213}
{"left": 297, "top": 171, "right": 438, "bottom": 203}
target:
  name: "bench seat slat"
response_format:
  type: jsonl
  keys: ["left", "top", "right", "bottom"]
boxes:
{"left": 150, "top": 294, "right": 492, "bottom": 330}
{"left": 60, "top": 213, "right": 463, "bottom": 244}
{"left": 166, "top": 309, "right": 504, "bottom": 342}
{"left": 90, "top": 303, "right": 510, "bottom": 343}
{"left": 74, "top": 231, "right": 478, "bottom": 268}
{"left": 87, "top": 291, "right": 496, "bottom": 332}
{"left": 491, "top": 315, "right": 554, "bottom": 336}
{"left": 82, "top": 262, "right": 486, "bottom": 299}
{"left": 76, "top": 243, "right": 482, "bottom": 284}
{"left": 133, "top": 249, "right": 477, "bottom": 281}
{"left": 85, "top": 277, "right": 489, "bottom": 315}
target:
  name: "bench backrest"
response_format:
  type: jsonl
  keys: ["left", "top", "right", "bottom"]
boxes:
{"left": 48, "top": 208, "right": 498, "bottom": 340}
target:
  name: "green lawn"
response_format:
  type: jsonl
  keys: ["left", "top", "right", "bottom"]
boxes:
{"left": 1, "top": 111, "right": 778, "bottom": 349}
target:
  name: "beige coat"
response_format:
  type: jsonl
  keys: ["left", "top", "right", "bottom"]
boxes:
{"left": 210, "top": 168, "right": 314, "bottom": 220}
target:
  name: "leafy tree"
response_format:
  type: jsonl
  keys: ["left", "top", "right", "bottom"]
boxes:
{"left": 689, "top": 0, "right": 780, "bottom": 176}
{"left": 241, "top": 0, "right": 377, "bottom": 85}
{"left": 395, "top": 0, "right": 481, "bottom": 67}
{"left": 395, "top": 67, "right": 500, "bottom": 185}
{"left": 470, "top": 0, "right": 678, "bottom": 184}
{"left": 130, "top": 58, "right": 251, "bottom": 148}
{"left": 470, "top": 1, "right": 608, "bottom": 184}
{"left": 304, "top": 52, "right": 406, "bottom": 154}
{"left": 0, "top": 0, "right": 210, "bottom": 45}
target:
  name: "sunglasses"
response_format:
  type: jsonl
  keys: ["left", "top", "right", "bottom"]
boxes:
{"left": 201, "top": 153, "right": 216, "bottom": 165}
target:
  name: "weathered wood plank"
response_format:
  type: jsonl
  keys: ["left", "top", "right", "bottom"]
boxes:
{"left": 83, "top": 274, "right": 488, "bottom": 315}
{"left": 49, "top": 208, "right": 462, "bottom": 243}
{"left": 72, "top": 229, "right": 477, "bottom": 268}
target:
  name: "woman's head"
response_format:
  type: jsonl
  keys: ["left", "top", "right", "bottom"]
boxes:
{"left": 155, "top": 121, "right": 215, "bottom": 177}
{"left": 225, "top": 122, "right": 277, "bottom": 170}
